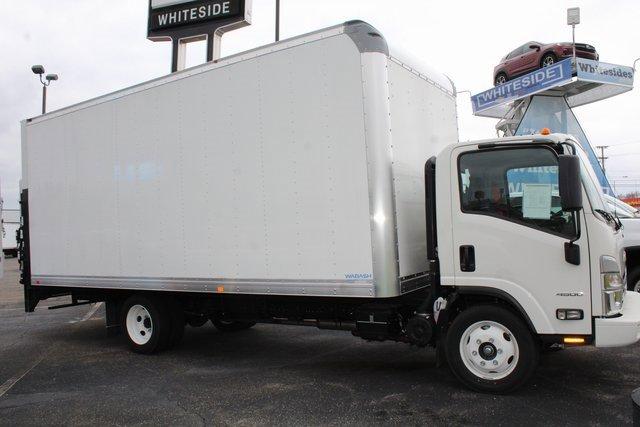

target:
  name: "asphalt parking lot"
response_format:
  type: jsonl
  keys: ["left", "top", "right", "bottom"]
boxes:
{"left": 1, "top": 257, "right": 639, "bottom": 426}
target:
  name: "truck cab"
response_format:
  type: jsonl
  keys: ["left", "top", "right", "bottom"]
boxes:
{"left": 433, "top": 133, "right": 640, "bottom": 392}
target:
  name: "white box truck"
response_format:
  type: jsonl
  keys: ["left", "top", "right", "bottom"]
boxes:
{"left": 18, "top": 21, "right": 640, "bottom": 393}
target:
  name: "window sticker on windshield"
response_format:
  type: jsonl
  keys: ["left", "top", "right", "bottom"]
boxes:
{"left": 461, "top": 169, "right": 471, "bottom": 194}
{"left": 522, "top": 183, "right": 552, "bottom": 219}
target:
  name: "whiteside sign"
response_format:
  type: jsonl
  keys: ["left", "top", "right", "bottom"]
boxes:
{"left": 147, "top": 0, "right": 251, "bottom": 41}
{"left": 149, "top": 0, "right": 242, "bottom": 33}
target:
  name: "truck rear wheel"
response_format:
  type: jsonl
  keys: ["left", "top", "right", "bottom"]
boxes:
{"left": 445, "top": 305, "right": 538, "bottom": 394}
{"left": 122, "top": 295, "right": 172, "bottom": 354}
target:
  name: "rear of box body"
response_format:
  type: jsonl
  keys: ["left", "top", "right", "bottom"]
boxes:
{"left": 21, "top": 23, "right": 458, "bottom": 299}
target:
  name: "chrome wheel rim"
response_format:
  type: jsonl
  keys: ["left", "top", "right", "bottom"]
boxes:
{"left": 459, "top": 321, "right": 519, "bottom": 380}
{"left": 543, "top": 56, "right": 555, "bottom": 67}
{"left": 126, "top": 304, "right": 153, "bottom": 345}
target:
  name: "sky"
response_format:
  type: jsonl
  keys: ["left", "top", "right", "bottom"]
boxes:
{"left": 1, "top": 0, "right": 639, "bottom": 210}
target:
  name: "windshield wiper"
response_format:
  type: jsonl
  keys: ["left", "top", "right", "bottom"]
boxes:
{"left": 611, "top": 210, "right": 623, "bottom": 231}
{"left": 594, "top": 209, "right": 622, "bottom": 230}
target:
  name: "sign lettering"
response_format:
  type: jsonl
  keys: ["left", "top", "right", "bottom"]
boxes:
{"left": 150, "top": 0, "right": 241, "bottom": 32}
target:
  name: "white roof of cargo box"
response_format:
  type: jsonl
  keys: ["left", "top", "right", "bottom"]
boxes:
{"left": 25, "top": 20, "right": 455, "bottom": 124}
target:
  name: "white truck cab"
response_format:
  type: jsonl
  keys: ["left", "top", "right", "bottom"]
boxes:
{"left": 431, "top": 133, "right": 640, "bottom": 390}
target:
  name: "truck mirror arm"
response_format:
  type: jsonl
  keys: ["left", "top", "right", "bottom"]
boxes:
{"left": 565, "top": 212, "right": 581, "bottom": 266}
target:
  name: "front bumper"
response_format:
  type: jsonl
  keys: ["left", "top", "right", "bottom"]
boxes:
{"left": 560, "top": 51, "right": 599, "bottom": 61}
{"left": 595, "top": 291, "right": 640, "bottom": 347}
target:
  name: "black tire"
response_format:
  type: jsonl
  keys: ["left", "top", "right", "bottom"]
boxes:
{"left": 541, "top": 53, "right": 556, "bottom": 68}
{"left": 121, "top": 295, "right": 172, "bottom": 354}
{"left": 166, "top": 299, "right": 185, "bottom": 349}
{"left": 627, "top": 266, "right": 640, "bottom": 292}
{"left": 494, "top": 72, "right": 508, "bottom": 86}
{"left": 445, "top": 305, "right": 539, "bottom": 394}
{"left": 212, "top": 319, "right": 256, "bottom": 332}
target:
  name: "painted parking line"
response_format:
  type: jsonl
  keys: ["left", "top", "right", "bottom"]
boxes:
{"left": 0, "top": 352, "right": 47, "bottom": 399}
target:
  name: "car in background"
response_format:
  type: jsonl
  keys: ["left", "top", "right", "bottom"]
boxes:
{"left": 605, "top": 194, "right": 640, "bottom": 292}
{"left": 494, "top": 41, "right": 599, "bottom": 85}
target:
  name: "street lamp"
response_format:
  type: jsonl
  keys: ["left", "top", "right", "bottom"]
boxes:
{"left": 31, "top": 65, "right": 59, "bottom": 115}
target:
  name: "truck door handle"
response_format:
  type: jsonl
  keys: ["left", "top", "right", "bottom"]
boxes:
{"left": 460, "top": 245, "right": 475, "bottom": 272}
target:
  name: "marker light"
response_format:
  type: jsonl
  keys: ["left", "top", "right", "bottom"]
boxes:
{"left": 217, "top": 286, "right": 225, "bottom": 293}
{"left": 563, "top": 337, "right": 586, "bottom": 344}
{"left": 540, "top": 128, "right": 551, "bottom": 135}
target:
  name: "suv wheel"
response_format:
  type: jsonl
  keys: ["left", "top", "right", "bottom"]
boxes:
{"left": 541, "top": 53, "right": 556, "bottom": 67}
{"left": 494, "top": 73, "right": 508, "bottom": 86}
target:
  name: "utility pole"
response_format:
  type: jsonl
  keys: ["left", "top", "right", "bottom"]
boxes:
{"left": 596, "top": 145, "right": 609, "bottom": 175}
{"left": 275, "top": 0, "right": 280, "bottom": 42}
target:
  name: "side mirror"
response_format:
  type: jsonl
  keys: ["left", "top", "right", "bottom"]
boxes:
{"left": 558, "top": 155, "right": 582, "bottom": 212}
{"left": 529, "top": 44, "right": 541, "bottom": 51}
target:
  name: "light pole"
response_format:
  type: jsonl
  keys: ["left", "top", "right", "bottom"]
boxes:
{"left": 31, "top": 65, "right": 58, "bottom": 115}
{"left": 567, "top": 8, "right": 580, "bottom": 62}
{"left": 275, "top": 0, "right": 280, "bottom": 42}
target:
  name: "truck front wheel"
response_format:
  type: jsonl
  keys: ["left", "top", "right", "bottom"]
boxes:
{"left": 445, "top": 305, "right": 538, "bottom": 393}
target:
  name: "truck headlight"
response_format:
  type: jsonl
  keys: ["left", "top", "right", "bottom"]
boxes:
{"left": 601, "top": 256, "right": 625, "bottom": 317}
{"left": 603, "top": 272, "right": 623, "bottom": 290}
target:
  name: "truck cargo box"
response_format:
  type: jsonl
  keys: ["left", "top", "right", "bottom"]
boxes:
{"left": 21, "top": 21, "right": 458, "bottom": 299}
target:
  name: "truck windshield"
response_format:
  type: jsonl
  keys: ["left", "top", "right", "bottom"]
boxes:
{"left": 573, "top": 142, "right": 607, "bottom": 215}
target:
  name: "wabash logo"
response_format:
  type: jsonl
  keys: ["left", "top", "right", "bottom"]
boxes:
{"left": 345, "top": 273, "right": 373, "bottom": 280}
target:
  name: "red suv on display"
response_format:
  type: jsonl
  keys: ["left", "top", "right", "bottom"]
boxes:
{"left": 493, "top": 41, "right": 599, "bottom": 85}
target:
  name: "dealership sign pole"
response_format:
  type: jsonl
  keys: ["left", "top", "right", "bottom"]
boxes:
{"left": 148, "top": 0, "right": 252, "bottom": 73}
{"left": 567, "top": 8, "right": 580, "bottom": 62}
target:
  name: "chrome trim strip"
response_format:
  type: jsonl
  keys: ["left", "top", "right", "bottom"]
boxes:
{"left": 32, "top": 275, "right": 375, "bottom": 298}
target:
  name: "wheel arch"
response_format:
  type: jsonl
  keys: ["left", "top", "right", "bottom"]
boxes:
{"left": 445, "top": 287, "right": 538, "bottom": 335}
{"left": 494, "top": 70, "right": 508, "bottom": 81}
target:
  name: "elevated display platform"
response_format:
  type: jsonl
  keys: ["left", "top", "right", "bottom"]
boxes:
{"left": 471, "top": 58, "right": 634, "bottom": 119}
{"left": 470, "top": 58, "right": 634, "bottom": 197}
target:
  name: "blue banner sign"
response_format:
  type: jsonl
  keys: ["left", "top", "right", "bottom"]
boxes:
{"left": 471, "top": 59, "right": 573, "bottom": 114}
{"left": 576, "top": 58, "right": 634, "bottom": 87}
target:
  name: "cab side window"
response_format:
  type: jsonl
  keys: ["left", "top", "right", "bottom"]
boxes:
{"left": 459, "top": 147, "right": 575, "bottom": 237}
